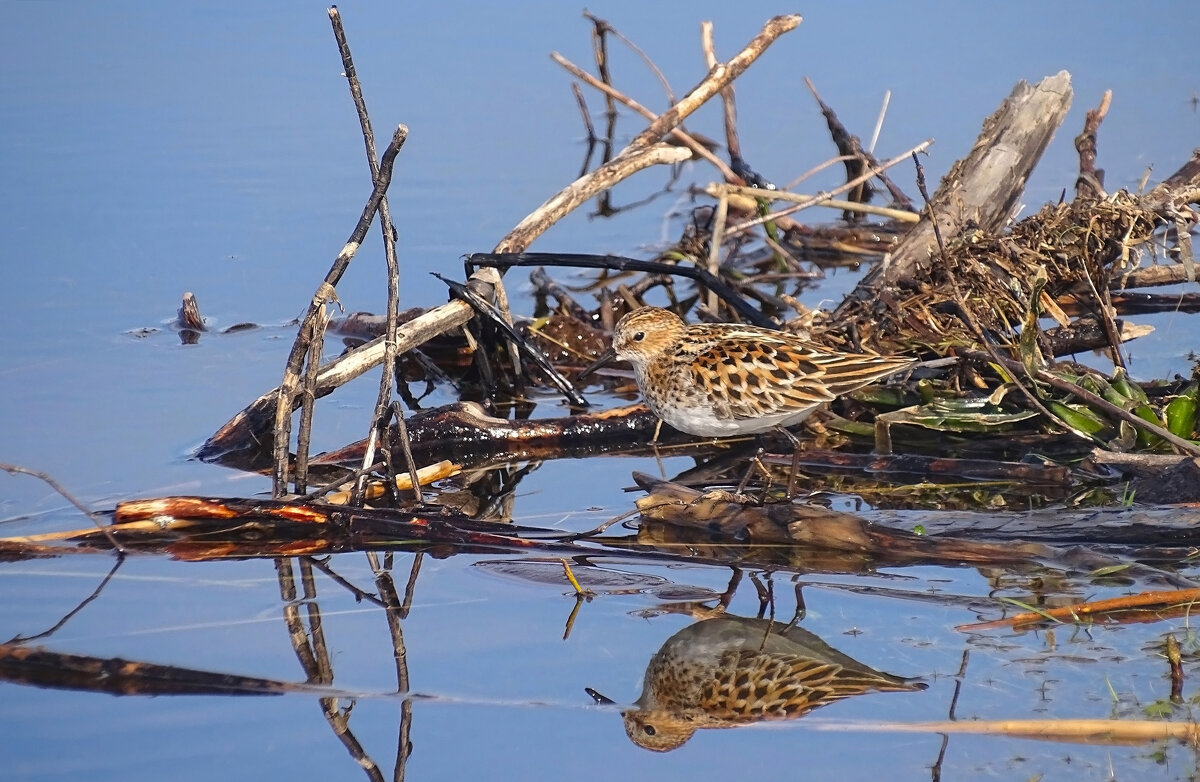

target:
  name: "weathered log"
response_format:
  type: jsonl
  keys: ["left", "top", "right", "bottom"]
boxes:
{"left": 836, "top": 71, "right": 1073, "bottom": 316}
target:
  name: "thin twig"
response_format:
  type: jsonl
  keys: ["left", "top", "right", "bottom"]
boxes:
{"left": 783, "top": 154, "right": 856, "bottom": 190}
{"left": 271, "top": 124, "right": 409, "bottom": 496}
{"left": 7, "top": 554, "right": 124, "bottom": 642}
{"left": 0, "top": 462, "right": 125, "bottom": 552}
{"left": 583, "top": 11, "right": 677, "bottom": 105}
{"left": 551, "top": 52, "right": 737, "bottom": 182}
{"left": 710, "top": 183, "right": 919, "bottom": 223}
{"left": 570, "top": 81, "right": 598, "bottom": 178}
{"left": 294, "top": 306, "right": 328, "bottom": 494}
{"left": 305, "top": 556, "right": 387, "bottom": 607}
{"left": 728, "top": 140, "right": 932, "bottom": 236}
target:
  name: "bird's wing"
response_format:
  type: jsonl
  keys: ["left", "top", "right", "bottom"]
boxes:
{"left": 807, "top": 351, "right": 918, "bottom": 398}
{"left": 700, "top": 649, "right": 843, "bottom": 721}
{"left": 685, "top": 333, "right": 835, "bottom": 420}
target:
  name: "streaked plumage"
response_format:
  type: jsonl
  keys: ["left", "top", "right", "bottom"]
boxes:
{"left": 622, "top": 616, "right": 926, "bottom": 752}
{"left": 585, "top": 307, "right": 916, "bottom": 438}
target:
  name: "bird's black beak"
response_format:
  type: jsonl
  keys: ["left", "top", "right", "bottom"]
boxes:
{"left": 585, "top": 687, "right": 618, "bottom": 705}
{"left": 577, "top": 347, "right": 616, "bottom": 380}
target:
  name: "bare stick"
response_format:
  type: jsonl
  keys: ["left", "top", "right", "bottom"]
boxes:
{"left": 709, "top": 183, "right": 920, "bottom": 223}
{"left": 0, "top": 462, "right": 125, "bottom": 553}
{"left": 271, "top": 124, "right": 409, "bottom": 496}
{"left": 728, "top": 140, "right": 933, "bottom": 236}
{"left": 551, "top": 52, "right": 737, "bottom": 182}
{"left": 328, "top": 7, "right": 422, "bottom": 502}
{"left": 1074, "top": 89, "right": 1111, "bottom": 199}
{"left": 293, "top": 306, "right": 328, "bottom": 494}
{"left": 700, "top": 22, "right": 742, "bottom": 164}
{"left": 584, "top": 11, "right": 677, "bottom": 105}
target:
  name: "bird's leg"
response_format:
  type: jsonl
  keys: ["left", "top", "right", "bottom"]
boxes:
{"left": 775, "top": 425, "right": 804, "bottom": 499}
{"left": 717, "top": 567, "right": 743, "bottom": 611}
{"left": 651, "top": 418, "right": 666, "bottom": 478}
{"left": 786, "top": 582, "right": 807, "bottom": 629}
{"left": 749, "top": 571, "right": 772, "bottom": 618}
{"left": 735, "top": 447, "right": 770, "bottom": 496}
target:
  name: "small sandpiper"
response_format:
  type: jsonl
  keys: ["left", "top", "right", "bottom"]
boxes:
{"left": 589, "top": 615, "right": 926, "bottom": 752}
{"left": 581, "top": 306, "right": 915, "bottom": 491}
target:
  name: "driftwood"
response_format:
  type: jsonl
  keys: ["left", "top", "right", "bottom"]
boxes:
{"left": 8, "top": 477, "right": 1199, "bottom": 574}
{"left": 837, "top": 71, "right": 1073, "bottom": 309}
{"left": 0, "top": 644, "right": 296, "bottom": 697}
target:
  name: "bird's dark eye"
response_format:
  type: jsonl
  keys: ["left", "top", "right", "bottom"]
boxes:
{"left": 643, "top": 725, "right": 656, "bottom": 736}
{"left": 632, "top": 331, "right": 645, "bottom": 342}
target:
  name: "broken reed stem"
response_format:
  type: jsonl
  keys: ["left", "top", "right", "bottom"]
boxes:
{"left": 271, "top": 123, "right": 410, "bottom": 497}
{"left": 584, "top": 11, "right": 677, "bottom": 105}
{"left": 728, "top": 139, "right": 933, "bottom": 236}
{"left": 710, "top": 183, "right": 920, "bottom": 223}
{"left": 1074, "top": 89, "right": 1112, "bottom": 200}
{"left": 706, "top": 187, "right": 728, "bottom": 312}
{"left": 700, "top": 22, "right": 743, "bottom": 163}
{"left": 328, "top": 6, "right": 422, "bottom": 502}
{"left": 293, "top": 305, "right": 329, "bottom": 494}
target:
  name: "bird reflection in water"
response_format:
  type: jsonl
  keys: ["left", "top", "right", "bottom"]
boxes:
{"left": 589, "top": 615, "right": 926, "bottom": 752}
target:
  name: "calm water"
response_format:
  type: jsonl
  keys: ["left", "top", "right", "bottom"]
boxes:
{"left": 3, "top": 2, "right": 1200, "bottom": 780}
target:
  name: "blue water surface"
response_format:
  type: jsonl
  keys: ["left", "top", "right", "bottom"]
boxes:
{"left": 2, "top": 3, "right": 1198, "bottom": 780}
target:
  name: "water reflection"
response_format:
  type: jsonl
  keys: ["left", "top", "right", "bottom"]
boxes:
{"left": 597, "top": 614, "right": 926, "bottom": 752}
